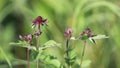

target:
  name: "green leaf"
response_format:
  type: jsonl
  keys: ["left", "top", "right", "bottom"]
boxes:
{"left": 43, "top": 46, "right": 64, "bottom": 62}
{"left": 69, "top": 49, "right": 76, "bottom": 60}
{"left": 12, "top": 59, "right": 27, "bottom": 65}
{"left": 47, "top": 59, "right": 61, "bottom": 68}
{"left": 39, "top": 40, "right": 61, "bottom": 50}
{"left": 10, "top": 41, "right": 28, "bottom": 46}
{"left": 81, "top": 60, "right": 91, "bottom": 68}
{"left": 89, "top": 38, "right": 96, "bottom": 44}
{"left": 44, "top": 40, "right": 60, "bottom": 46}
{"left": 42, "top": 40, "right": 64, "bottom": 64}
{"left": 38, "top": 55, "right": 60, "bottom": 68}
{"left": 89, "top": 35, "right": 108, "bottom": 44}
{"left": 81, "top": 34, "right": 89, "bottom": 40}
{"left": 90, "top": 35, "right": 109, "bottom": 39}
{"left": 10, "top": 41, "right": 36, "bottom": 50}
{"left": 30, "top": 50, "right": 39, "bottom": 61}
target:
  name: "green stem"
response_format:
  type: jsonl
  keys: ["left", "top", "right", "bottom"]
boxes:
{"left": 36, "top": 25, "right": 40, "bottom": 68}
{"left": 66, "top": 38, "right": 70, "bottom": 68}
{"left": 27, "top": 41, "right": 32, "bottom": 68}
{"left": 80, "top": 41, "right": 86, "bottom": 68}
{"left": 36, "top": 36, "right": 39, "bottom": 68}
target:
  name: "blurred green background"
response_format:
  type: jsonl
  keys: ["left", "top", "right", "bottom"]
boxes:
{"left": 0, "top": 0, "right": 120, "bottom": 68}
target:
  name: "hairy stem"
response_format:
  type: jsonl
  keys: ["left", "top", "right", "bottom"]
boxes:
{"left": 36, "top": 36, "right": 39, "bottom": 50}
{"left": 35, "top": 25, "right": 41, "bottom": 68}
{"left": 27, "top": 48, "right": 30, "bottom": 68}
{"left": 80, "top": 41, "right": 86, "bottom": 68}
{"left": 36, "top": 36, "right": 39, "bottom": 68}
{"left": 66, "top": 38, "right": 70, "bottom": 68}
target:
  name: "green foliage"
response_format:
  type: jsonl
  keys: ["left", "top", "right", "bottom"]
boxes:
{"left": 81, "top": 34, "right": 89, "bottom": 40}
{"left": 0, "top": 0, "right": 120, "bottom": 68}
{"left": 10, "top": 40, "right": 64, "bottom": 67}
{"left": 81, "top": 60, "right": 91, "bottom": 68}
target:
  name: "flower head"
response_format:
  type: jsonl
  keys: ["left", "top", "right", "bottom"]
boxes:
{"left": 64, "top": 28, "right": 72, "bottom": 38}
{"left": 19, "top": 34, "right": 33, "bottom": 42}
{"left": 32, "top": 16, "right": 47, "bottom": 28}
{"left": 27, "top": 34, "right": 33, "bottom": 40}
{"left": 80, "top": 28, "right": 91, "bottom": 36}
{"left": 80, "top": 27, "right": 95, "bottom": 40}
{"left": 35, "top": 30, "right": 42, "bottom": 36}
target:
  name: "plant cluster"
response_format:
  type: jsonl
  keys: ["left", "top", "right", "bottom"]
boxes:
{"left": 11, "top": 16, "right": 108, "bottom": 68}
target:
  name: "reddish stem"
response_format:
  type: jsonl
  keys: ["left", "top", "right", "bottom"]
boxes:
{"left": 80, "top": 41, "right": 86, "bottom": 68}
{"left": 36, "top": 36, "right": 40, "bottom": 68}
{"left": 27, "top": 47, "right": 30, "bottom": 68}
{"left": 66, "top": 38, "right": 70, "bottom": 68}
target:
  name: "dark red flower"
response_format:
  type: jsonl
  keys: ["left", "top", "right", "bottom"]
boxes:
{"left": 85, "top": 28, "right": 91, "bottom": 34}
{"left": 88, "top": 33, "right": 94, "bottom": 37}
{"left": 80, "top": 28, "right": 91, "bottom": 36}
{"left": 80, "top": 27, "right": 95, "bottom": 40}
{"left": 32, "top": 16, "right": 47, "bottom": 26}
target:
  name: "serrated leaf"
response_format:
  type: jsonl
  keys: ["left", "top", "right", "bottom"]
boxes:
{"left": 30, "top": 50, "right": 39, "bottom": 61}
{"left": 89, "top": 38, "right": 96, "bottom": 44}
{"left": 39, "top": 40, "right": 61, "bottom": 50}
{"left": 10, "top": 42, "right": 36, "bottom": 50}
{"left": 76, "top": 59, "right": 91, "bottom": 68}
{"left": 38, "top": 55, "right": 61, "bottom": 68}
{"left": 90, "top": 35, "right": 109, "bottom": 39}
{"left": 69, "top": 49, "right": 76, "bottom": 60}
{"left": 43, "top": 46, "right": 64, "bottom": 64}
{"left": 10, "top": 41, "right": 28, "bottom": 46}
{"left": 48, "top": 59, "right": 61, "bottom": 67}
{"left": 44, "top": 40, "right": 60, "bottom": 46}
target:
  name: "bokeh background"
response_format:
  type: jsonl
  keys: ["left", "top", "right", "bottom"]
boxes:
{"left": 0, "top": 0, "right": 120, "bottom": 68}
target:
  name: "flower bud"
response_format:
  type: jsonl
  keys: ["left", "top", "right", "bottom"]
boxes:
{"left": 64, "top": 28, "right": 72, "bottom": 38}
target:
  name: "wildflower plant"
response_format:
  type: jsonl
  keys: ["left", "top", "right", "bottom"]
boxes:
{"left": 10, "top": 16, "right": 108, "bottom": 68}
{"left": 71, "top": 27, "right": 109, "bottom": 68}
{"left": 64, "top": 28, "right": 72, "bottom": 68}
{"left": 16, "top": 16, "right": 48, "bottom": 68}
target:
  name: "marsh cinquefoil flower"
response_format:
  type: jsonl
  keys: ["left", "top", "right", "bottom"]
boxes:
{"left": 32, "top": 16, "right": 47, "bottom": 28}
{"left": 64, "top": 28, "right": 72, "bottom": 68}
{"left": 80, "top": 27, "right": 95, "bottom": 40}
